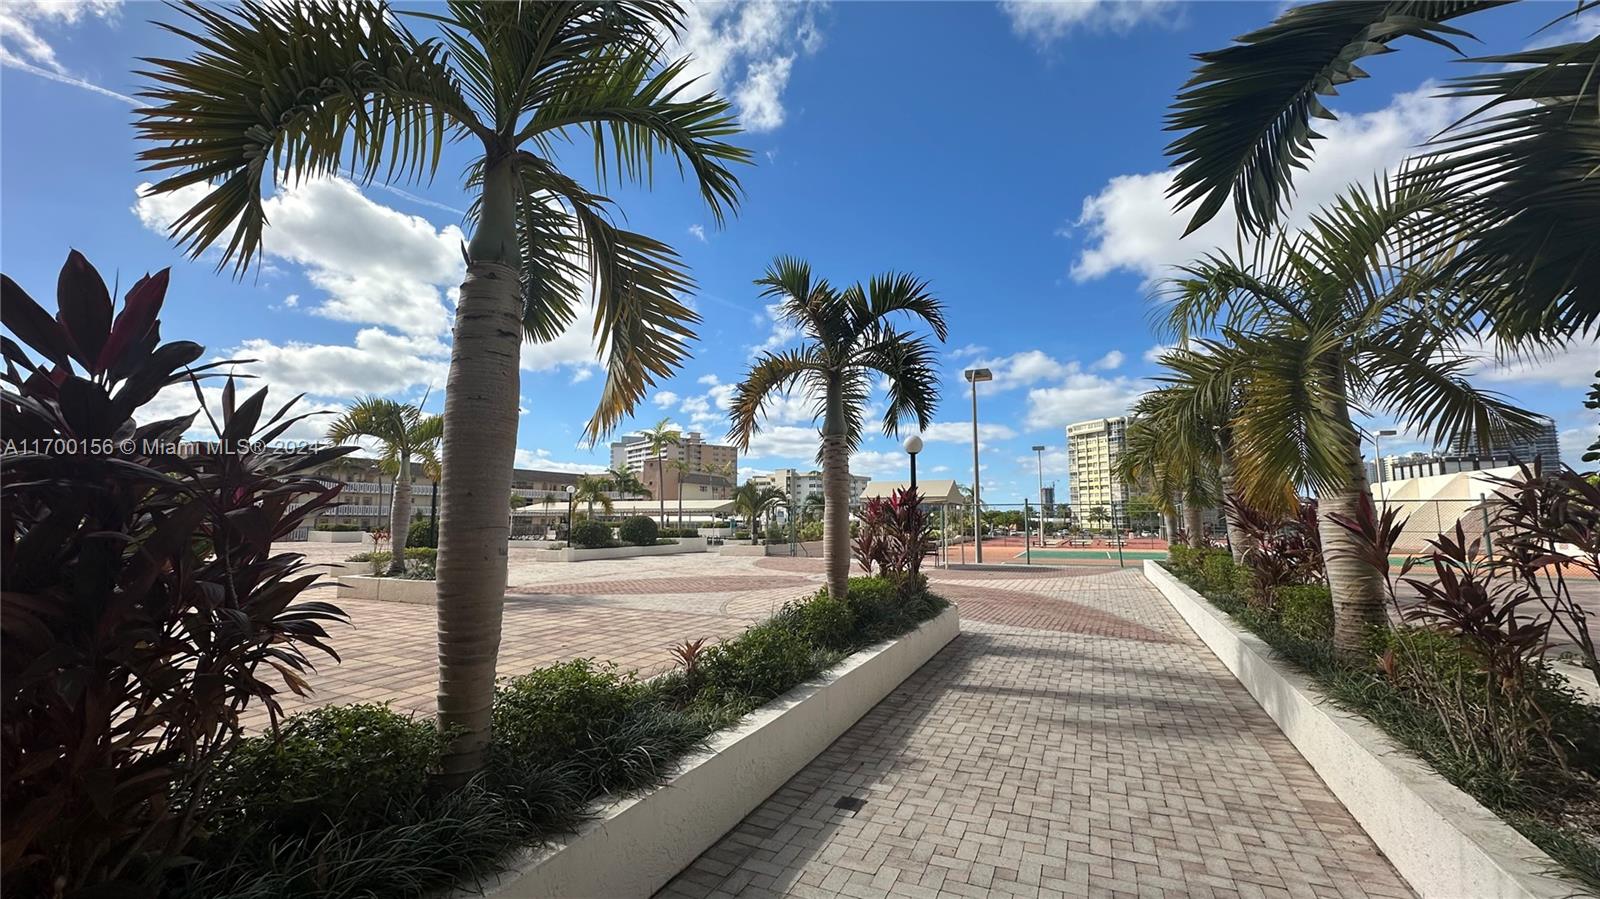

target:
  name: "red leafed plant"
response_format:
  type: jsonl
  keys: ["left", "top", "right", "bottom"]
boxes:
{"left": 1226, "top": 497, "right": 1325, "bottom": 607}
{"left": 852, "top": 487, "right": 935, "bottom": 581}
{"left": 1, "top": 252, "right": 355, "bottom": 897}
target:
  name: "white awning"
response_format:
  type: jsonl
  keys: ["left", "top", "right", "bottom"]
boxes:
{"left": 860, "top": 479, "right": 963, "bottom": 506}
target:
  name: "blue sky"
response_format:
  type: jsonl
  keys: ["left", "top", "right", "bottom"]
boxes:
{"left": 3, "top": 1, "right": 1595, "bottom": 504}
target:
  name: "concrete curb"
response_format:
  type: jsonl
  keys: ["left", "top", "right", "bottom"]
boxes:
{"left": 530, "top": 538, "right": 709, "bottom": 563}
{"left": 335, "top": 575, "right": 434, "bottom": 604}
{"left": 470, "top": 604, "right": 962, "bottom": 899}
{"left": 1142, "top": 560, "right": 1581, "bottom": 899}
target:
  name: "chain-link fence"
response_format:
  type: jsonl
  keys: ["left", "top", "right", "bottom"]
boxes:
{"left": 915, "top": 497, "right": 1503, "bottom": 568}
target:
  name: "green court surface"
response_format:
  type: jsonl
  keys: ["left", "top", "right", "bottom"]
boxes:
{"left": 1018, "top": 548, "right": 1170, "bottom": 561}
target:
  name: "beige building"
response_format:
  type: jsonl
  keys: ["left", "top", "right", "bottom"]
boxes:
{"left": 610, "top": 430, "right": 737, "bottom": 479}
{"left": 299, "top": 454, "right": 580, "bottom": 537}
{"left": 1065, "top": 416, "right": 1128, "bottom": 509}
{"left": 640, "top": 457, "right": 734, "bottom": 501}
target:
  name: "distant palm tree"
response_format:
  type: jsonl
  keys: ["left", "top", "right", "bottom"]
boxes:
{"left": 572, "top": 474, "right": 615, "bottom": 519}
{"left": 137, "top": 1, "right": 749, "bottom": 783}
{"left": 801, "top": 491, "right": 826, "bottom": 523}
{"left": 666, "top": 459, "right": 692, "bottom": 531}
{"left": 605, "top": 466, "right": 650, "bottom": 500}
{"left": 640, "top": 418, "right": 681, "bottom": 526}
{"left": 1163, "top": 176, "right": 1542, "bottom": 656}
{"left": 1164, "top": 0, "right": 1598, "bottom": 337}
{"left": 326, "top": 397, "right": 442, "bottom": 575}
{"left": 729, "top": 257, "right": 946, "bottom": 600}
{"left": 732, "top": 482, "right": 787, "bottom": 545}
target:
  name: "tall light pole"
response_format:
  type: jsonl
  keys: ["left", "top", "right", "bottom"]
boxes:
{"left": 1373, "top": 428, "right": 1398, "bottom": 504}
{"left": 1031, "top": 444, "right": 1046, "bottom": 544}
{"left": 964, "top": 368, "right": 993, "bottom": 562}
{"left": 564, "top": 483, "right": 576, "bottom": 540}
{"left": 904, "top": 434, "right": 923, "bottom": 492}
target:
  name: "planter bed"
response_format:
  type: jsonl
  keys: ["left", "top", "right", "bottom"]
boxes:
{"left": 335, "top": 574, "right": 435, "bottom": 604}
{"left": 467, "top": 604, "right": 961, "bottom": 899}
{"left": 307, "top": 529, "right": 369, "bottom": 543}
{"left": 1143, "top": 560, "right": 1582, "bottom": 899}
{"left": 531, "top": 537, "right": 708, "bottom": 563}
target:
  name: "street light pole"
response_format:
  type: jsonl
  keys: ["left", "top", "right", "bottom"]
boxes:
{"left": 904, "top": 434, "right": 923, "bottom": 493}
{"left": 1373, "top": 428, "right": 1398, "bottom": 505}
{"left": 565, "top": 483, "right": 576, "bottom": 541}
{"left": 1031, "top": 444, "right": 1046, "bottom": 545}
{"left": 964, "top": 368, "right": 993, "bottom": 563}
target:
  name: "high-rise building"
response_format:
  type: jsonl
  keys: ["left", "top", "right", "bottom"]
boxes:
{"left": 609, "top": 430, "right": 737, "bottom": 479}
{"left": 1065, "top": 416, "right": 1128, "bottom": 508}
{"left": 1039, "top": 485, "right": 1056, "bottom": 514}
{"left": 760, "top": 468, "right": 869, "bottom": 505}
{"left": 1445, "top": 414, "right": 1561, "bottom": 466}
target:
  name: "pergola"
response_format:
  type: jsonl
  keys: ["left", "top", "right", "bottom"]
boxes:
{"left": 859, "top": 479, "right": 964, "bottom": 506}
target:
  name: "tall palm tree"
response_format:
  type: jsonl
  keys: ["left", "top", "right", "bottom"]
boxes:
{"left": 1115, "top": 409, "right": 1219, "bottom": 550}
{"left": 801, "top": 490, "right": 826, "bottom": 523}
{"left": 1165, "top": 0, "right": 1599, "bottom": 336}
{"left": 640, "top": 418, "right": 681, "bottom": 526}
{"left": 572, "top": 474, "right": 615, "bottom": 519}
{"left": 1163, "top": 176, "right": 1542, "bottom": 656}
{"left": 326, "top": 397, "right": 443, "bottom": 575}
{"left": 732, "top": 482, "right": 786, "bottom": 545}
{"left": 666, "top": 459, "right": 691, "bottom": 531}
{"left": 728, "top": 257, "right": 946, "bottom": 600}
{"left": 135, "top": 1, "right": 749, "bottom": 782}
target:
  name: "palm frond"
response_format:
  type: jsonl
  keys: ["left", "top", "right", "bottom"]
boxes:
{"left": 856, "top": 329, "right": 941, "bottom": 439}
{"left": 1226, "top": 329, "right": 1357, "bottom": 501}
{"left": 1165, "top": 0, "right": 1502, "bottom": 235}
{"left": 844, "top": 272, "right": 949, "bottom": 343}
{"left": 135, "top": 0, "right": 477, "bottom": 273}
{"left": 726, "top": 349, "right": 820, "bottom": 451}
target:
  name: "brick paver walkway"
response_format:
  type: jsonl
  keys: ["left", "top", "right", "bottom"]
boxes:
{"left": 657, "top": 568, "right": 1413, "bottom": 899}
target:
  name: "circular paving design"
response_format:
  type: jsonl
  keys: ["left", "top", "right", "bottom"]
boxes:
{"left": 753, "top": 556, "right": 1097, "bottom": 579}
{"left": 509, "top": 575, "right": 812, "bottom": 596}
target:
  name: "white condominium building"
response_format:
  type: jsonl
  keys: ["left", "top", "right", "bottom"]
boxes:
{"left": 1065, "top": 416, "right": 1129, "bottom": 508}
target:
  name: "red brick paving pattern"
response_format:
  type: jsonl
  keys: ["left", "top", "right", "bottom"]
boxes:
{"left": 510, "top": 575, "right": 813, "bottom": 595}
{"left": 935, "top": 582, "right": 1181, "bottom": 643}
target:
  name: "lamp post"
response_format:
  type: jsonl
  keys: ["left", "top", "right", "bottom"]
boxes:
{"left": 1372, "top": 428, "right": 1398, "bottom": 505}
{"left": 564, "top": 483, "right": 576, "bottom": 540}
{"left": 1031, "top": 444, "right": 1046, "bottom": 544}
{"left": 904, "top": 434, "right": 923, "bottom": 492}
{"left": 964, "top": 368, "right": 993, "bottom": 563}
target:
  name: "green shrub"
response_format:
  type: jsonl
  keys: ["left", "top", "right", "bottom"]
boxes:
{"left": 362, "top": 547, "right": 437, "bottom": 578}
{"left": 1198, "top": 552, "right": 1240, "bottom": 596}
{"left": 205, "top": 704, "right": 443, "bottom": 838}
{"left": 700, "top": 623, "right": 822, "bottom": 704}
{"left": 796, "top": 520, "right": 823, "bottom": 542}
{"left": 785, "top": 591, "right": 856, "bottom": 651}
{"left": 1278, "top": 585, "right": 1333, "bottom": 641}
{"left": 491, "top": 660, "right": 642, "bottom": 766}
{"left": 408, "top": 518, "right": 437, "bottom": 549}
{"left": 569, "top": 519, "right": 614, "bottom": 549}
{"left": 618, "top": 516, "right": 659, "bottom": 546}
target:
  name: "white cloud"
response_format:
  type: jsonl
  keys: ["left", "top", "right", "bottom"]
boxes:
{"left": 1001, "top": 0, "right": 1177, "bottom": 44}
{"left": 1143, "top": 343, "right": 1177, "bottom": 364}
{"left": 653, "top": 391, "right": 681, "bottom": 408}
{"left": 1, "top": 0, "right": 118, "bottom": 74}
{"left": 1092, "top": 350, "right": 1125, "bottom": 371}
{"left": 751, "top": 301, "right": 801, "bottom": 352}
{"left": 949, "top": 344, "right": 988, "bottom": 361}
{"left": 918, "top": 421, "right": 1018, "bottom": 445}
{"left": 1025, "top": 374, "right": 1145, "bottom": 430}
{"left": 664, "top": 1, "right": 823, "bottom": 133}
{"left": 972, "top": 349, "right": 1068, "bottom": 391}
{"left": 688, "top": 224, "right": 707, "bottom": 243}
{"left": 134, "top": 176, "right": 465, "bottom": 336}
{"left": 697, "top": 374, "right": 722, "bottom": 386}
{"left": 743, "top": 425, "right": 820, "bottom": 460}
{"left": 1467, "top": 337, "right": 1599, "bottom": 390}
{"left": 141, "top": 381, "right": 340, "bottom": 447}
{"left": 514, "top": 448, "right": 609, "bottom": 475}
{"left": 1558, "top": 428, "right": 1593, "bottom": 468}
{"left": 1071, "top": 83, "right": 1463, "bottom": 284}
{"left": 231, "top": 329, "right": 449, "bottom": 398}
{"left": 849, "top": 450, "right": 910, "bottom": 478}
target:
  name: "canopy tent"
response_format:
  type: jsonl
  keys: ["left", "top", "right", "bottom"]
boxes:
{"left": 859, "top": 479, "right": 964, "bottom": 506}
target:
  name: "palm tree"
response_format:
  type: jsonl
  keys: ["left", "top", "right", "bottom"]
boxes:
{"left": 137, "top": 1, "right": 749, "bottom": 782}
{"left": 605, "top": 466, "right": 650, "bottom": 500}
{"left": 640, "top": 418, "right": 681, "bottom": 526}
{"left": 326, "top": 397, "right": 443, "bottom": 575}
{"left": 800, "top": 491, "right": 826, "bottom": 523}
{"left": 1163, "top": 176, "right": 1542, "bottom": 656}
{"left": 732, "top": 482, "right": 786, "bottom": 545}
{"left": 1115, "top": 412, "right": 1219, "bottom": 550}
{"left": 728, "top": 257, "right": 946, "bottom": 600}
{"left": 666, "top": 459, "right": 691, "bottom": 531}
{"left": 1164, "top": 1, "right": 1598, "bottom": 337}
{"left": 572, "top": 474, "right": 614, "bottom": 519}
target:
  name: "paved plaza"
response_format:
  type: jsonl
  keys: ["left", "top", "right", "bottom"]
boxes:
{"left": 273, "top": 544, "right": 1412, "bottom": 898}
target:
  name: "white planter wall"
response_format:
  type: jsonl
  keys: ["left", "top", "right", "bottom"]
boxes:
{"left": 335, "top": 575, "right": 435, "bottom": 604}
{"left": 470, "top": 605, "right": 961, "bottom": 899}
{"left": 1142, "top": 560, "right": 1579, "bottom": 899}
{"left": 530, "top": 538, "right": 708, "bottom": 563}
{"left": 307, "top": 530, "right": 369, "bottom": 543}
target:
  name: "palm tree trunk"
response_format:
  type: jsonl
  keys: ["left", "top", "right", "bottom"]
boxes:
{"left": 434, "top": 248, "right": 521, "bottom": 785}
{"left": 1315, "top": 368, "right": 1388, "bottom": 658}
{"left": 821, "top": 383, "right": 851, "bottom": 600}
{"left": 1162, "top": 510, "right": 1179, "bottom": 546}
{"left": 1183, "top": 495, "right": 1204, "bottom": 549}
{"left": 1218, "top": 445, "right": 1251, "bottom": 564}
{"left": 388, "top": 461, "right": 412, "bottom": 576}
{"left": 658, "top": 452, "right": 667, "bottom": 526}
